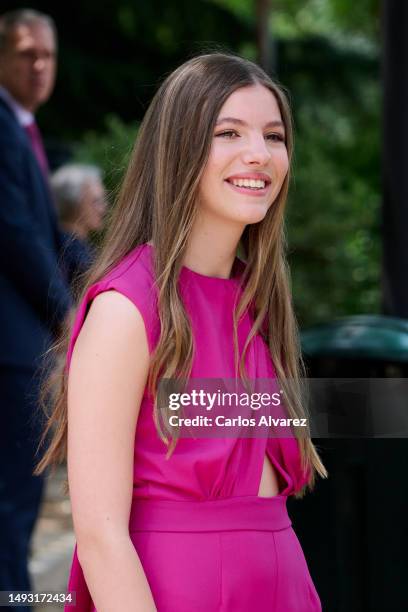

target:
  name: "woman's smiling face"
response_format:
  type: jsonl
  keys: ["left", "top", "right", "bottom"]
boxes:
{"left": 198, "top": 83, "right": 289, "bottom": 228}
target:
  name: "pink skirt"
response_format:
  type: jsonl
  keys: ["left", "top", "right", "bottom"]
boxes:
{"left": 67, "top": 495, "right": 321, "bottom": 611}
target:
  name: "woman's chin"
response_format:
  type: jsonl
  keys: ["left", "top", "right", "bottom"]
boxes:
{"left": 232, "top": 206, "right": 270, "bottom": 226}
{"left": 201, "top": 201, "right": 271, "bottom": 227}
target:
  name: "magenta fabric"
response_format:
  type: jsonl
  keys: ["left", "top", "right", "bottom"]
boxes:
{"left": 64, "top": 244, "right": 320, "bottom": 611}
{"left": 126, "top": 496, "right": 321, "bottom": 611}
{"left": 24, "top": 122, "right": 49, "bottom": 177}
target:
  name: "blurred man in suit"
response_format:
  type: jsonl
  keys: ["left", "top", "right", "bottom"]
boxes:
{"left": 0, "top": 9, "right": 72, "bottom": 605}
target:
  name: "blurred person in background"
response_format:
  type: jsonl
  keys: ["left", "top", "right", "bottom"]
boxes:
{"left": 51, "top": 163, "right": 107, "bottom": 287}
{"left": 0, "top": 9, "right": 73, "bottom": 607}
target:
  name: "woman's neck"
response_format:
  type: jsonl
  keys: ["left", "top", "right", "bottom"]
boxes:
{"left": 182, "top": 215, "right": 244, "bottom": 279}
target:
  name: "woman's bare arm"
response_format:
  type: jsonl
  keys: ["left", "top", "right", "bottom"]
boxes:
{"left": 67, "top": 290, "right": 157, "bottom": 611}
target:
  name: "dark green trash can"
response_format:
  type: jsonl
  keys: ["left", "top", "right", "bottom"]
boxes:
{"left": 286, "top": 315, "right": 408, "bottom": 612}
{"left": 301, "top": 314, "right": 408, "bottom": 377}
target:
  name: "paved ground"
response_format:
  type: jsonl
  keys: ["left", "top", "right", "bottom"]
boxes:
{"left": 29, "top": 466, "right": 75, "bottom": 611}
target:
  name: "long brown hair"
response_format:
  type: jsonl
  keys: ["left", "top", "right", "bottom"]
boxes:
{"left": 35, "top": 52, "right": 327, "bottom": 495}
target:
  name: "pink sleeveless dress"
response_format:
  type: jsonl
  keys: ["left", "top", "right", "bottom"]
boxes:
{"left": 64, "top": 243, "right": 321, "bottom": 611}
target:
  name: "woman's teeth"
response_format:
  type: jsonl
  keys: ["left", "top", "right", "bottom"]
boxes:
{"left": 230, "top": 178, "right": 266, "bottom": 189}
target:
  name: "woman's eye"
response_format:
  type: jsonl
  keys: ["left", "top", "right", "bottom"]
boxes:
{"left": 215, "top": 130, "right": 239, "bottom": 138}
{"left": 266, "top": 133, "right": 285, "bottom": 142}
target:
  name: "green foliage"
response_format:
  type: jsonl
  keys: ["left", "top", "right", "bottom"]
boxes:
{"left": 211, "top": 0, "right": 380, "bottom": 42}
{"left": 45, "top": 0, "right": 381, "bottom": 327}
{"left": 287, "top": 103, "right": 381, "bottom": 326}
{"left": 207, "top": 3, "right": 381, "bottom": 327}
{"left": 208, "top": 0, "right": 255, "bottom": 23}
{"left": 31, "top": 0, "right": 251, "bottom": 138}
{"left": 272, "top": 0, "right": 379, "bottom": 41}
{"left": 277, "top": 33, "right": 381, "bottom": 326}
{"left": 74, "top": 114, "right": 138, "bottom": 198}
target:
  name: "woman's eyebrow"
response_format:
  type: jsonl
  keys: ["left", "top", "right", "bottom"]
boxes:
{"left": 215, "top": 117, "right": 285, "bottom": 130}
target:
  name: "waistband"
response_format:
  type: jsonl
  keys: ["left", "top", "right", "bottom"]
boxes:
{"left": 129, "top": 495, "right": 291, "bottom": 533}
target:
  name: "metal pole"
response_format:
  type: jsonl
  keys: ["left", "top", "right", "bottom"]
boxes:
{"left": 255, "top": 0, "right": 275, "bottom": 73}
{"left": 382, "top": 0, "right": 408, "bottom": 317}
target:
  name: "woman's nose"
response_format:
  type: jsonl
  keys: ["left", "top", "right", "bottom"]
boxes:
{"left": 241, "top": 136, "right": 271, "bottom": 166}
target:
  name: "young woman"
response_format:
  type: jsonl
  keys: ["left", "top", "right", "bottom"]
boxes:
{"left": 36, "top": 52, "right": 327, "bottom": 611}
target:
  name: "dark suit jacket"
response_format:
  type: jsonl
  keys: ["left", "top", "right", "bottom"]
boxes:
{"left": 59, "top": 230, "right": 94, "bottom": 287}
{"left": 0, "top": 96, "right": 72, "bottom": 368}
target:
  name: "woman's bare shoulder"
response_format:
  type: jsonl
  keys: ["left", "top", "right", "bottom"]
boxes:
{"left": 70, "top": 289, "right": 149, "bottom": 377}
{"left": 80, "top": 289, "right": 146, "bottom": 337}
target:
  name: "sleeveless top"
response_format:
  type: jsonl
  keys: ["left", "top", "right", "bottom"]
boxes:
{"left": 65, "top": 243, "right": 310, "bottom": 610}
{"left": 66, "top": 243, "right": 310, "bottom": 501}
